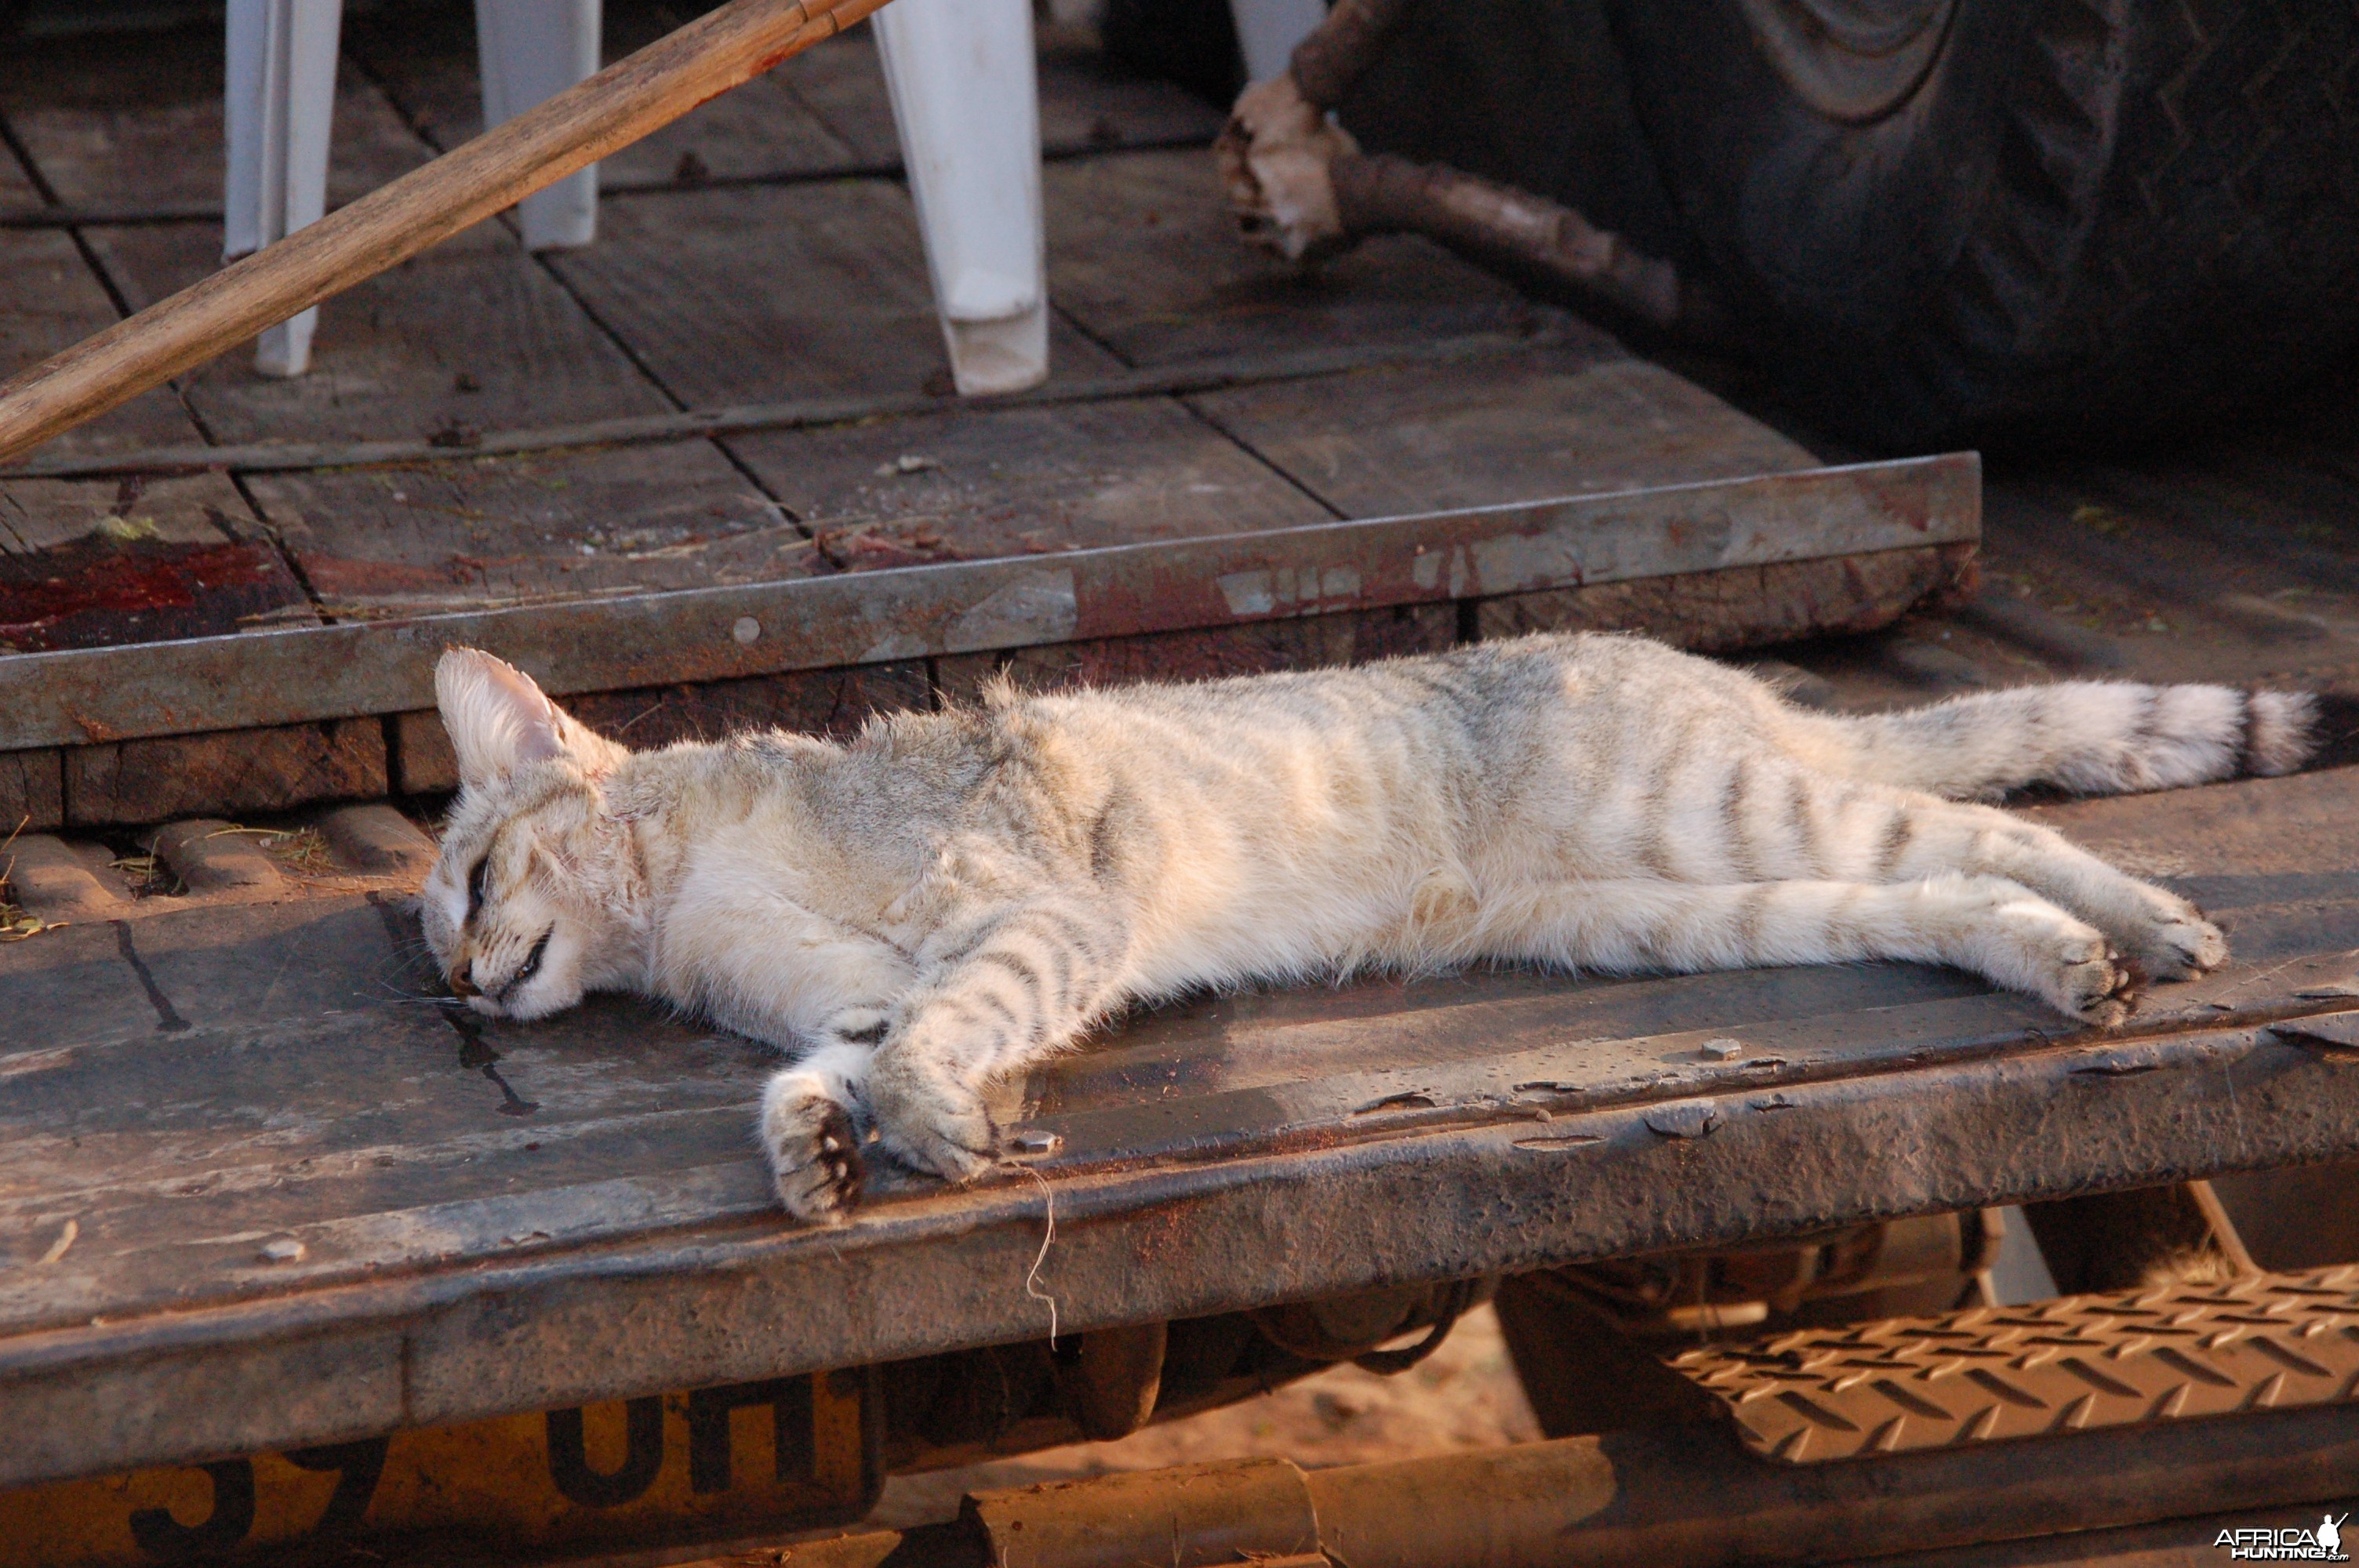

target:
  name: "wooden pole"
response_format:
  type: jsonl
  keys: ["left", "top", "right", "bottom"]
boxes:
{"left": 0, "top": 0, "right": 892, "bottom": 466}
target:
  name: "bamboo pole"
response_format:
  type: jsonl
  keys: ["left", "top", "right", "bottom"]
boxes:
{"left": 0, "top": 0, "right": 892, "bottom": 466}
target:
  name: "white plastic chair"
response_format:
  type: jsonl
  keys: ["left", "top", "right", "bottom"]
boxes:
{"left": 223, "top": 0, "right": 1322, "bottom": 388}
{"left": 872, "top": 0, "right": 1045, "bottom": 396}
{"left": 225, "top": 0, "right": 601, "bottom": 378}
{"left": 223, "top": 0, "right": 345, "bottom": 377}
{"left": 857, "top": 0, "right": 1324, "bottom": 394}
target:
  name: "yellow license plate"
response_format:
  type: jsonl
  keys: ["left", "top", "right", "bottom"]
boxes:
{"left": 0, "top": 1370, "right": 878, "bottom": 1566}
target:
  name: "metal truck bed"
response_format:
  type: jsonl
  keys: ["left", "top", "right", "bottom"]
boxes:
{"left": 9, "top": 764, "right": 2359, "bottom": 1488}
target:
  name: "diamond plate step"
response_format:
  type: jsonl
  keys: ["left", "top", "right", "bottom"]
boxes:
{"left": 1667, "top": 1265, "right": 2359, "bottom": 1462}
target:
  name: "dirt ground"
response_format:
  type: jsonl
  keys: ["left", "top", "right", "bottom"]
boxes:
{"left": 863, "top": 1305, "right": 1542, "bottom": 1530}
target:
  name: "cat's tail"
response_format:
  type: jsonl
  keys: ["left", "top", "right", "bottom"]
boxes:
{"left": 1810, "top": 681, "right": 2319, "bottom": 800}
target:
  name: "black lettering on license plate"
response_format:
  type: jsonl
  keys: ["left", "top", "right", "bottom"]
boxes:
{"left": 0, "top": 1369, "right": 878, "bottom": 1566}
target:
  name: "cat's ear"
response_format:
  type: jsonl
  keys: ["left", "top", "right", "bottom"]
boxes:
{"left": 435, "top": 648, "right": 623, "bottom": 789}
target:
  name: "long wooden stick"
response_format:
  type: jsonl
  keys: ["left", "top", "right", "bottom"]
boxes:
{"left": 0, "top": 0, "right": 891, "bottom": 466}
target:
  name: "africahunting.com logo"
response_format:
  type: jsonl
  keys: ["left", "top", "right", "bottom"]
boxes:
{"left": 2217, "top": 1515, "right": 2350, "bottom": 1562}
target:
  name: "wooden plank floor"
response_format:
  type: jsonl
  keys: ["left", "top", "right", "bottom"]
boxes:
{"left": 0, "top": 0, "right": 1977, "bottom": 837}
{"left": 0, "top": 0, "right": 1812, "bottom": 662}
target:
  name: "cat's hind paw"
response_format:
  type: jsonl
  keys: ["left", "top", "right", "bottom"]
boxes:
{"left": 761, "top": 1076, "right": 865, "bottom": 1225}
{"left": 2030, "top": 927, "right": 2143, "bottom": 1029}
{"left": 2123, "top": 902, "right": 2227, "bottom": 982}
{"left": 1976, "top": 884, "right": 2143, "bottom": 1028}
{"left": 867, "top": 1061, "right": 997, "bottom": 1185}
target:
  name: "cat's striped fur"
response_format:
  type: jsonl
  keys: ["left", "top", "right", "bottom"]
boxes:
{"left": 421, "top": 635, "right": 2316, "bottom": 1223}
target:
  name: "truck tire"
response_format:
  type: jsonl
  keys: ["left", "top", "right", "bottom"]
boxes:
{"left": 1103, "top": 0, "right": 1249, "bottom": 105}
{"left": 1608, "top": 0, "right": 2359, "bottom": 446}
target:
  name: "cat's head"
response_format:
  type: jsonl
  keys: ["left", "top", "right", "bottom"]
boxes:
{"left": 421, "top": 648, "right": 640, "bottom": 1020}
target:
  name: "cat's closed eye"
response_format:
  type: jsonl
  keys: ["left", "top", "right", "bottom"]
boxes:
{"left": 466, "top": 855, "right": 492, "bottom": 923}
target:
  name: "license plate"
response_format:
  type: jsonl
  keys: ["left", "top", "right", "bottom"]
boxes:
{"left": 0, "top": 1369, "right": 878, "bottom": 1566}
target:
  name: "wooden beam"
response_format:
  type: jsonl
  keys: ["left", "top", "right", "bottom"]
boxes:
{"left": 0, "top": 0, "right": 892, "bottom": 466}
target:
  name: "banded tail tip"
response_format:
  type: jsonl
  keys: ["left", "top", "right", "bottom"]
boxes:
{"left": 2296, "top": 691, "right": 2359, "bottom": 774}
{"left": 2246, "top": 689, "right": 2320, "bottom": 777}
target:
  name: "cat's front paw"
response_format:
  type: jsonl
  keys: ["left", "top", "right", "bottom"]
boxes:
{"left": 867, "top": 1058, "right": 996, "bottom": 1185}
{"left": 760, "top": 1073, "right": 865, "bottom": 1225}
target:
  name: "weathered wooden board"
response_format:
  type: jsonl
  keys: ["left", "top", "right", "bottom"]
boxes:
{"left": 1045, "top": 150, "right": 1543, "bottom": 365}
{"left": 1189, "top": 345, "right": 1819, "bottom": 513}
{"left": 0, "top": 232, "right": 318, "bottom": 667}
{"left": 64, "top": 719, "right": 387, "bottom": 826}
{"left": 392, "top": 659, "right": 932, "bottom": 793}
{"left": 726, "top": 394, "right": 1335, "bottom": 571}
{"left": 82, "top": 219, "right": 674, "bottom": 447}
{"left": 1176, "top": 350, "right": 1976, "bottom": 650}
{"left": 715, "top": 21, "right": 1225, "bottom": 170}
{"left": 245, "top": 442, "right": 812, "bottom": 619}
{"left": 346, "top": 2, "right": 1219, "bottom": 197}
{"left": 545, "top": 181, "right": 1127, "bottom": 407}
{"left": 1034, "top": 37, "right": 1227, "bottom": 158}
{"left": 0, "top": 33, "right": 427, "bottom": 211}
{"left": 0, "top": 472, "right": 314, "bottom": 655}
{"left": 0, "top": 230, "right": 199, "bottom": 458}
{"left": 754, "top": 22, "right": 903, "bottom": 165}
{"left": 0, "top": 223, "right": 318, "bottom": 668}
{"left": 346, "top": 0, "right": 860, "bottom": 185}
{"left": 0, "top": 749, "right": 62, "bottom": 832}
{"left": 4, "top": 767, "right": 2359, "bottom": 1485}
{"left": 0, "top": 137, "right": 42, "bottom": 209}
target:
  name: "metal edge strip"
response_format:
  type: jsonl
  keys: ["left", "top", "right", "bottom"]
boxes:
{"left": 0, "top": 452, "right": 1977, "bottom": 750}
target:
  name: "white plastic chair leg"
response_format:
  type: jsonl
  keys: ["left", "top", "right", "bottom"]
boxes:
{"left": 1228, "top": 0, "right": 1327, "bottom": 84}
{"left": 475, "top": 0, "right": 601, "bottom": 251}
{"left": 224, "top": 0, "right": 344, "bottom": 377}
{"left": 873, "top": 0, "right": 1049, "bottom": 397}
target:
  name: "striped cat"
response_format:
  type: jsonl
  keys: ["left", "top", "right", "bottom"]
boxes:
{"left": 421, "top": 636, "right": 2316, "bottom": 1224}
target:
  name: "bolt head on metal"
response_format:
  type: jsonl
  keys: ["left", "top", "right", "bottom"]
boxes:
{"left": 1702, "top": 1038, "right": 1744, "bottom": 1061}
{"left": 260, "top": 1238, "right": 305, "bottom": 1262}
{"left": 731, "top": 616, "right": 761, "bottom": 645}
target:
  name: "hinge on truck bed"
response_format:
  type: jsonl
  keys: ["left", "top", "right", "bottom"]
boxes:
{"left": 1664, "top": 1263, "right": 2359, "bottom": 1462}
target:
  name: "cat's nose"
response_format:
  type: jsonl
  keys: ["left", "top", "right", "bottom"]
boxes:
{"left": 449, "top": 961, "right": 478, "bottom": 998}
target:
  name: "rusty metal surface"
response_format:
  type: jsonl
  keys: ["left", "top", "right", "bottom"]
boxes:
{"left": 964, "top": 1457, "right": 1321, "bottom": 1568}
{"left": 5, "top": 766, "right": 2359, "bottom": 1487}
{"left": 1667, "top": 1265, "right": 2359, "bottom": 1462}
{"left": 696, "top": 1403, "right": 2359, "bottom": 1568}
{"left": 0, "top": 453, "right": 1974, "bottom": 750}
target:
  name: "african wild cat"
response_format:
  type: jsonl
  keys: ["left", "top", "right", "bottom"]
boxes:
{"left": 421, "top": 637, "right": 2316, "bottom": 1225}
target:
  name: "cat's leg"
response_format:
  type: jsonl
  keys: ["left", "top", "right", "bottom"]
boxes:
{"left": 1477, "top": 875, "right": 2139, "bottom": 1025}
{"left": 867, "top": 896, "right": 1129, "bottom": 1183}
{"left": 1836, "top": 792, "right": 2223, "bottom": 981}
{"left": 1702, "top": 761, "right": 2222, "bottom": 982}
{"left": 662, "top": 890, "right": 915, "bottom": 1222}
{"left": 759, "top": 1029, "right": 875, "bottom": 1225}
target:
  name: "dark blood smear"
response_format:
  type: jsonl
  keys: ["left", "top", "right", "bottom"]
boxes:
{"left": 0, "top": 535, "right": 306, "bottom": 652}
